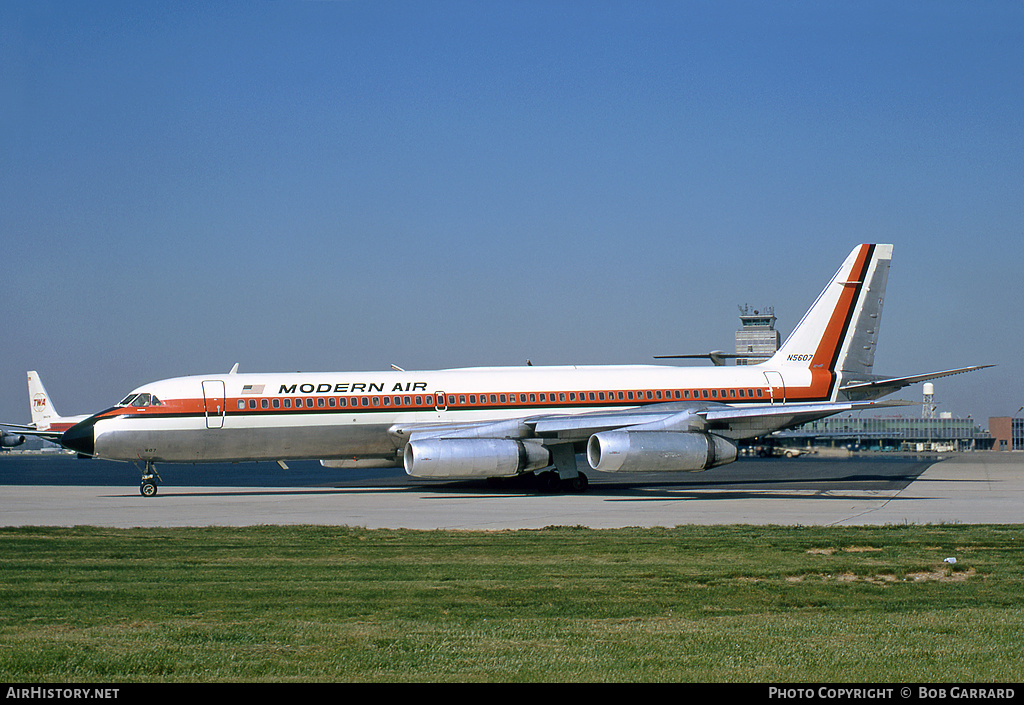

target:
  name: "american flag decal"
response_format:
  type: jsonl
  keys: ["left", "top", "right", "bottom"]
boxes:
{"left": 241, "top": 385, "right": 265, "bottom": 394}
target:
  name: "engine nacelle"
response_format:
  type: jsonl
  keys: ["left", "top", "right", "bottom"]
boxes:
{"left": 1, "top": 432, "right": 26, "bottom": 449}
{"left": 404, "top": 438, "right": 551, "bottom": 479}
{"left": 586, "top": 431, "right": 737, "bottom": 473}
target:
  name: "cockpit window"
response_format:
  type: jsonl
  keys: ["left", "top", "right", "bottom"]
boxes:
{"left": 118, "top": 393, "right": 162, "bottom": 407}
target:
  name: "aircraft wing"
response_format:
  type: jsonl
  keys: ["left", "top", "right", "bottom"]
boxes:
{"left": 0, "top": 423, "right": 64, "bottom": 442}
{"left": 390, "top": 398, "right": 916, "bottom": 445}
{"left": 839, "top": 365, "right": 993, "bottom": 401}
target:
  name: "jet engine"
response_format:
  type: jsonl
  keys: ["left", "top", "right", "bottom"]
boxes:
{"left": 586, "top": 430, "right": 737, "bottom": 473}
{"left": 404, "top": 437, "right": 551, "bottom": 479}
{"left": 1, "top": 431, "right": 26, "bottom": 449}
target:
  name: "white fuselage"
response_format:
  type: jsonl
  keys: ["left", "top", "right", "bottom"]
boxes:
{"left": 85, "top": 363, "right": 826, "bottom": 464}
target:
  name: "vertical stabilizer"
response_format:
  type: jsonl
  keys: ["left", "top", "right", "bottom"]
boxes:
{"left": 27, "top": 371, "right": 60, "bottom": 430}
{"left": 766, "top": 244, "right": 892, "bottom": 382}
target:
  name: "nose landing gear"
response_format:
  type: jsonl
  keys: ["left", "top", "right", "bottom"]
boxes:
{"left": 139, "top": 461, "right": 162, "bottom": 497}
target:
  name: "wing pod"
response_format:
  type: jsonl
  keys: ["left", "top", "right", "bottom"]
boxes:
{"left": 587, "top": 431, "right": 737, "bottom": 473}
{"left": 403, "top": 438, "right": 551, "bottom": 479}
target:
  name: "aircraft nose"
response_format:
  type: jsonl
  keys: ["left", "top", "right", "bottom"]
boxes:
{"left": 61, "top": 419, "right": 96, "bottom": 456}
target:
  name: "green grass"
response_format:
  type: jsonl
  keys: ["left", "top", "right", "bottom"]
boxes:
{"left": 1, "top": 524, "right": 1023, "bottom": 682}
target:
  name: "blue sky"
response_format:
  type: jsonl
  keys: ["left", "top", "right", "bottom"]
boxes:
{"left": 2, "top": 0, "right": 1021, "bottom": 427}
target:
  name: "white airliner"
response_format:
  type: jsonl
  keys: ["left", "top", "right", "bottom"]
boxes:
{"left": 49, "top": 244, "right": 987, "bottom": 496}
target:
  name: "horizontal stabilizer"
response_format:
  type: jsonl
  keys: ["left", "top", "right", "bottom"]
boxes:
{"left": 840, "top": 365, "right": 993, "bottom": 400}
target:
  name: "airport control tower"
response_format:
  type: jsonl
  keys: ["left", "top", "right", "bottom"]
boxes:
{"left": 735, "top": 304, "right": 780, "bottom": 365}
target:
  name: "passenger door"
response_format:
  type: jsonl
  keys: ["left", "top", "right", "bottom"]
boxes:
{"left": 202, "top": 380, "right": 226, "bottom": 429}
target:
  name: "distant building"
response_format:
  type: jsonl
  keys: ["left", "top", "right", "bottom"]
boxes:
{"left": 735, "top": 305, "right": 780, "bottom": 365}
{"left": 783, "top": 414, "right": 992, "bottom": 452}
{"left": 989, "top": 417, "right": 1024, "bottom": 451}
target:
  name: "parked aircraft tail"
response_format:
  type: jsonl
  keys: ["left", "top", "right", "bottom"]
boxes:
{"left": 28, "top": 370, "right": 63, "bottom": 431}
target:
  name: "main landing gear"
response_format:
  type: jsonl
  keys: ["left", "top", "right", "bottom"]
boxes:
{"left": 139, "top": 461, "right": 162, "bottom": 497}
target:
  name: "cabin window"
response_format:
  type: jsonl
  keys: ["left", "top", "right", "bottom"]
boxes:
{"left": 415, "top": 396, "right": 423, "bottom": 405}
{"left": 283, "top": 398, "right": 292, "bottom": 409}
{"left": 261, "top": 399, "right": 269, "bottom": 409}
{"left": 318, "top": 397, "right": 326, "bottom": 407}
{"left": 249, "top": 399, "right": 257, "bottom": 409}
{"left": 338, "top": 397, "right": 347, "bottom": 407}
{"left": 459, "top": 395, "right": 466, "bottom": 404}
{"left": 273, "top": 398, "right": 280, "bottom": 408}
{"left": 404, "top": 396, "right": 411, "bottom": 405}
{"left": 237, "top": 400, "right": 245, "bottom": 410}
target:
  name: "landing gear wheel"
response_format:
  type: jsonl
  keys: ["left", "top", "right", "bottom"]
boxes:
{"left": 536, "top": 471, "right": 563, "bottom": 493}
{"left": 139, "top": 460, "right": 162, "bottom": 498}
{"left": 567, "top": 472, "right": 589, "bottom": 493}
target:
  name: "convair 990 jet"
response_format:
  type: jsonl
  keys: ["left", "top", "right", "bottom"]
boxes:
{"left": 53, "top": 245, "right": 988, "bottom": 496}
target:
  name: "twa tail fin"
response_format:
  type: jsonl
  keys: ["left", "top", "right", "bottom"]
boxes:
{"left": 766, "top": 244, "right": 892, "bottom": 381}
{"left": 27, "top": 371, "right": 61, "bottom": 431}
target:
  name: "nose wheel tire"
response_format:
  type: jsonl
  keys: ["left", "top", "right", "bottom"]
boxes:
{"left": 140, "top": 480, "right": 158, "bottom": 497}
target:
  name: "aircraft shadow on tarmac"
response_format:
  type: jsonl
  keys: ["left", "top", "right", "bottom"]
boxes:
{"left": 116, "top": 459, "right": 956, "bottom": 502}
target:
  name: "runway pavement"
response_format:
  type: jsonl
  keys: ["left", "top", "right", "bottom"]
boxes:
{"left": 1, "top": 452, "right": 1020, "bottom": 529}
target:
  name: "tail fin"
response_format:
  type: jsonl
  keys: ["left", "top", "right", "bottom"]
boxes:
{"left": 27, "top": 371, "right": 60, "bottom": 430}
{"left": 766, "top": 244, "right": 892, "bottom": 382}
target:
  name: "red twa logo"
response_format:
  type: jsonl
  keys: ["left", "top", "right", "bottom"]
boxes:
{"left": 33, "top": 394, "right": 47, "bottom": 411}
